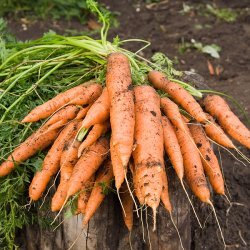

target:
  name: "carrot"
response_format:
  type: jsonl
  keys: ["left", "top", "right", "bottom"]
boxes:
{"left": 161, "top": 168, "right": 172, "bottom": 213}
{"left": 22, "top": 82, "right": 102, "bottom": 123}
{"left": 51, "top": 127, "right": 82, "bottom": 211}
{"left": 203, "top": 95, "right": 250, "bottom": 149}
{"left": 78, "top": 121, "right": 110, "bottom": 157}
{"left": 81, "top": 87, "right": 110, "bottom": 129}
{"left": 67, "top": 137, "right": 109, "bottom": 198}
{"left": 148, "top": 71, "right": 207, "bottom": 123}
{"left": 175, "top": 125, "right": 210, "bottom": 203}
{"left": 204, "top": 113, "right": 234, "bottom": 148}
{"left": 83, "top": 159, "right": 113, "bottom": 225}
{"left": 75, "top": 105, "right": 91, "bottom": 120}
{"left": 133, "top": 85, "right": 164, "bottom": 228}
{"left": 161, "top": 97, "right": 189, "bottom": 133}
{"left": 110, "top": 135, "right": 126, "bottom": 190}
{"left": 162, "top": 115, "right": 184, "bottom": 180}
{"left": 106, "top": 53, "right": 135, "bottom": 168}
{"left": 120, "top": 183, "right": 134, "bottom": 231}
{"left": 76, "top": 176, "right": 95, "bottom": 214}
{"left": 0, "top": 126, "right": 60, "bottom": 177}
{"left": 29, "top": 120, "right": 81, "bottom": 201}
{"left": 189, "top": 124, "right": 225, "bottom": 195}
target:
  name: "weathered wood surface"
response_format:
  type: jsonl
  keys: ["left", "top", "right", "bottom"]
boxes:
{"left": 21, "top": 72, "right": 211, "bottom": 250}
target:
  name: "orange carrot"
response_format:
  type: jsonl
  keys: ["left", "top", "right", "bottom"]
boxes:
{"left": 133, "top": 85, "right": 164, "bottom": 225}
{"left": 51, "top": 124, "right": 82, "bottom": 211}
{"left": 161, "top": 97, "right": 188, "bottom": 133}
{"left": 110, "top": 135, "right": 126, "bottom": 190}
{"left": 0, "top": 126, "right": 60, "bottom": 177}
{"left": 22, "top": 82, "right": 102, "bottom": 123}
{"left": 78, "top": 121, "right": 110, "bottom": 157}
{"left": 189, "top": 124, "right": 225, "bottom": 195}
{"left": 120, "top": 183, "right": 134, "bottom": 231}
{"left": 76, "top": 105, "right": 91, "bottom": 120}
{"left": 204, "top": 113, "right": 234, "bottom": 148}
{"left": 106, "top": 53, "right": 135, "bottom": 168}
{"left": 175, "top": 125, "right": 210, "bottom": 203}
{"left": 83, "top": 159, "right": 113, "bottom": 225}
{"left": 203, "top": 95, "right": 250, "bottom": 149}
{"left": 81, "top": 87, "right": 110, "bottom": 129}
{"left": 29, "top": 120, "right": 81, "bottom": 201}
{"left": 76, "top": 176, "right": 95, "bottom": 214}
{"left": 149, "top": 71, "right": 207, "bottom": 123}
{"left": 161, "top": 168, "right": 172, "bottom": 213}
{"left": 162, "top": 115, "right": 184, "bottom": 180}
{"left": 67, "top": 137, "right": 109, "bottom": 198}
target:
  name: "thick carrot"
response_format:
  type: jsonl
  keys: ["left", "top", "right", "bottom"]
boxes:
{"left": 83, "top": 159, "right": 113, "bottom": 225}
{"left": 149, "top": 71, "right": 207, "bottom": 123}
{"left": 162, "top": 115, "right": 184, "bottom": 180}
{"left": 106, "top": 53, "right": 135, "bottom": 168}
{"left": 22, "top": 82, "right": 102, "bottom": 123}
{"left": 81, "top": 87, "right": 110, "bottom": 129}
{"left": 161, "top": 97, "right": 188, "bottom": 133}
{"left": 120, "top": 183, "right": 134, "bottom": 231}
{"left": 175, "top": 125, "right": 210, "bottom": 203}
{"left": 76, "top": 176, "right": 95, "bottom": 214}
{"left": 203, "top": 95, "right": 250, "bottom": 149}
{"left": 161, "top": 168, "right": 172, "bottom": 213}
{"left": 0, "top": 126, "right": 60, "bottom": 177}
{"left": 189, "top": 124, "right": 225, "bottom": 195}
{"left": 78, "top": 121, "right": 110, "bottom": 157}
{"left": 133, "top": 86, "right": 164, "bottom": 222}
{"left": 67, "top": 137, "right": 109, "bottom": 198}
{"left": 29, "top": 120, "right": 81, "bottom": 201}
{"left": 110, "top": 135, "right": 126, "bottom": 190}
{"left": 204, "top": 113, "right": 234, "bottom": 148}
{"left": 51, "top": 127, "right": 82, "bottom": 211}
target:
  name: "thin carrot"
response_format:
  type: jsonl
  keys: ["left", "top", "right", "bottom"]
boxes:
{"left": 149, "top": 71, "right": 207, "bottom": 123}
{"left": 133, "top": 85, "right": 164, "bottom": 229}
{"left": 120, "top": 183, "right": 134, "bottom": 231}
{"left": 189, "top": 124, "right": 225, "bottom": 195}
{"left": 203, "top": 95, "right": 250, "bottom": 149}
{"left": 76, "top": 176, "right": 95, "bottom": 214}
{"left": 161, "top": 168, "right": 172, "bottom": 213}
{"left": 67, "top": 137, "right": 109, "bottom": 198}
{"left": 162, "top": 115, "right": 184, "bottom": 180}
{"left": 29, "top": 120, "right": 81, "bottom": 201}
{"left": 80, "top": 87, "right": 110, "bottom": 129}
{"left": 75, "top": 105, "right": 91, "bottom": 120}
{"left": 204, "top": 113, "right": 234, "bottom": 148}
{"left": 0, "top": 126, "right": 60, "bottom": 177}
{"left": 110, "top": 135, "right": 126, "bottom": 190}
{"left": 22, "top": 82, "right": 102, "bottom": 123}
{"left": 175, "top": 125, "right": 210, "bottom": 203}
{"left": 78, "top": 121, "right": 110, "bottom": 157}
{"left": 106, "top": 53, "right": 135, "bottom": 168}
{"left": 83, "top": 159, "right": 113, "bottom": 225}
{"left": 51, "top": 126, "right": 82, "bottom": 211}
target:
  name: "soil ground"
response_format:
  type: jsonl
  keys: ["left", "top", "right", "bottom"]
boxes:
{"left": 5, "top": 0, "right": 250, "bottom": 249}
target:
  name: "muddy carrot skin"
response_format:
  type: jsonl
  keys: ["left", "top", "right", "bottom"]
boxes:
{"left": 161, "top": 168, "right": 172, "bottom": 213}
{"left": 83, "top": 160, "right": 114, "bottom": 225}
{"left": 106, "top": 53, "right": 135, "bottom": 168}
{"left": 148, "top": 70, "right": 207, "bottom": 123}
{"left": 133, "top": 85, "right": 164, "bottom": 216}
{"left": 22, "top": 82, "right": 102, "bottom": 123}
{"left": 203, "top": 95, "right": 250, "bottom": 149}
{"left": 189, "top": 124, "right": 225, "bottom": 195}
{"left": 204, "top": 113, "right": 234, "bottom": 148}
{"left": 29, "top": 120, "right": 81, "bottom": 201}
{"left": 67, "top": 137, "right": 109, "bottom": 198}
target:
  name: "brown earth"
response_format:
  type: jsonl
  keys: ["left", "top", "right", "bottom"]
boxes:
{"left": 6, "top": 0, "right": 250, "bottom": 249}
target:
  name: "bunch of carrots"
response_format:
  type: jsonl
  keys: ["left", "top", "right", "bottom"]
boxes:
{"left": 0, "top": 52, "right": 249, "bottom": 245}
